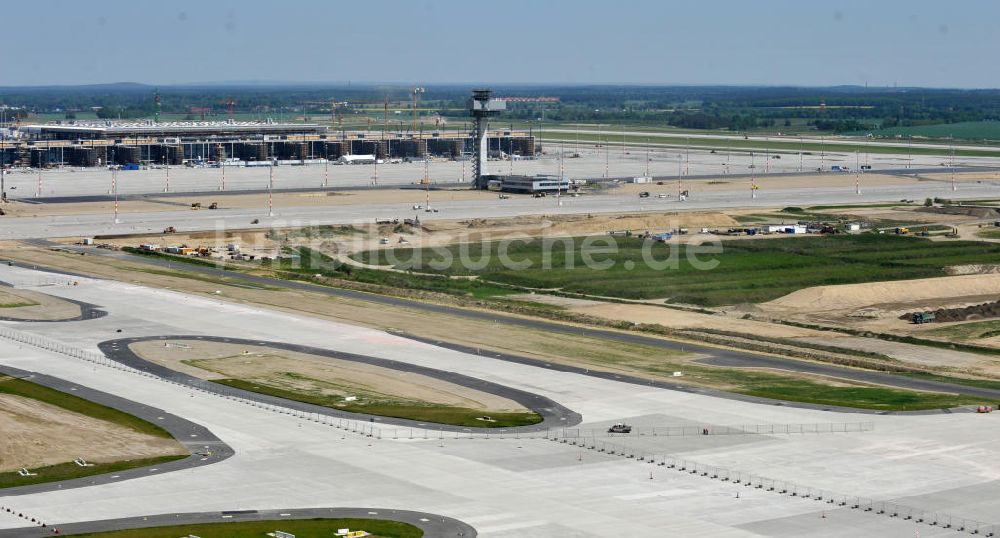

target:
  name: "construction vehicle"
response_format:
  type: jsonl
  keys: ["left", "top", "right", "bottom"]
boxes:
{"left": 163, "top": 226, "right": 177, "bottom": 234}
{"left": 208, "top": 202, "right": 219, "bottom": 210}
{"left": 191, "top": 202, "right": 202, "bottom": 210}
{"left": 894, "top": 227, "right": 909, "bottom": 235}
{"left": 911, "top": 312, "right": 936, "bottom": 324}
{"left": 607, "top": 423, "right": 632, "bottom": 434}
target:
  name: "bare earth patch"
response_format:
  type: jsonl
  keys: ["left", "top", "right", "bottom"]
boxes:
{"left": 0, "top": 287, "right": 82, "bottom": 321}
{"left": 759, "top": 274, "right": 1000, "bottom": 315}
{"left": 0, "top": 394, "right": 185, "bottom": 472}
{"left": 129, "top": 339, "right": 527, "bottom": 412}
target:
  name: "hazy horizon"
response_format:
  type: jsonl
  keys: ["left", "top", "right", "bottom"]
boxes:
{"left": 3, "top": 0, "right": 999, "bottom": 88}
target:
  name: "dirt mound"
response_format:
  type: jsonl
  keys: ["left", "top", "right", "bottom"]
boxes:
{"left": 763, "top": 274, "right": 1000, "bottom": 312}
{"left": 919, "top": 206, "right": 1000, "bottom": 219}
{"left": 548, "top": 212, "right": 737, "bottom": 235}
{"left": 901, "top": 299, "right": 1000, "bottom": 323}
{"left": 946, "top": 264, "right": 1000, "bottom": 275}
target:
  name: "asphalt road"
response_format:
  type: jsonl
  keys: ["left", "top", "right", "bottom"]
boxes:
{"left": 22, "top": 181, "right": 465, "bottom": 205}
{"left": 0, "top": 507, "right": 476, "bottom": 537}
{"left": 98, "top": 335, "right": 582, "bottom": 432}
{"left": 16, "top": 245, "right": 1000, "bottom": 408}
{"left": 11, "top": 165, "right": 994, "bottom": 205}
{"left": 0, "top": 364, "right": 234, "bottom": 497}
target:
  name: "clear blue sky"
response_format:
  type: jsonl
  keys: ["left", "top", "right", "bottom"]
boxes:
{"left": 5, "top": 0, "right": 998, "bottom": 88}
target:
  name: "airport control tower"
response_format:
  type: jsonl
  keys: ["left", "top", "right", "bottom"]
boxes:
{"left": 470, "top": 89, "right": 506, "bottom": 189}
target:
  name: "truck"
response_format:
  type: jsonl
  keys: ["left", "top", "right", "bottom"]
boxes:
{"left": 911, "top": 312, "right": 936, "bottom": 324}
{"left": 607, "top": 423, "right": 632, "bottom": 434}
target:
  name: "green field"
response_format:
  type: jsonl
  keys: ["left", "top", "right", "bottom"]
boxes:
{"left": 116, "top": 246, "right": 991, "bottom": 411}
{"left": 536, "top": 130, "right": 1000, "bottom": 158}
{"left": 0, "top": 375, "right": 184, "bottom": 489}
{"left": 927, "top": 320, "right": 1000, "bottom": 341}
{"left": 728, "top": 372, "right": 981, "bottom": 411}
{"left": 976, "top": 227, "right": 1000, "bottom": 239}
{"left": 65, "top": 518, "right": 422, "bottom": 538}
{"left": 353, "top": 235, "right": 1000, "bottom": 306}
{"left": 870, "top": 121, "right": 1000, "bottom": 141}
{"left": 0, "top": 300, "right": 35, "bottom": 308}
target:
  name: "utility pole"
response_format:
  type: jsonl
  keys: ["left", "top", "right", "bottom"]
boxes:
{"left": 764, "top": 137, "right": 769, "bottom": 174}
{"left": 855, "top": 149, "right": 862, "bottom": 195}
{"left": 267, "top": 164, "right": 274, "bottom": 217}
{"left": 112, "top": 165, "right": 119, "bottom": 224}
{"left": 685, "top": 138, "right": 690, "bottom": 176}
{"left": 799, "top": 137, "right": 803, "bottom": 172}
{"left": 221, "top": 162, "right": 226, "bottom": 191}
{"left": 605, "top": 133, "right": 610, "bottom": 180}
{"left": 508, "top": 136, "right": 513, "bottom": 176}
{"left": 644, "top": 137, "right": 650, "bottom": 178}
{"left": 751, "top": 151, "right": 757, "bottom": 199}
{"left": 951, "top": 141, "right": 956, "bottom": 191}
{"left": 0, "top": 133, "right": 6, "bottom": 203}
{"left": 820, "top": 135, "right": 825, "bottom": 170}
{"left": 677, "top": 153, "right": 683, "bottom": 200}
{"left": 323, "top": 158, "right": 329, "bottom": 188}
{"left": 558, "top": 141, "right": 564, "bottom": 206}
{"left": 423, "top": 158, "right": 430, "bottom": 210}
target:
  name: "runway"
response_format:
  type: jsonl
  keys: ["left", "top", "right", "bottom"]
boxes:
{"left": 0, "top": 263, "right": 999, "bottom": 536}
{"left": 0, "top": 507, "right": 477, "bottom": 537}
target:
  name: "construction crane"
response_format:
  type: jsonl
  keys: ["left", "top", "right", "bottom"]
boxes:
{"left": 382, "top": 95, "right": 389, "bottom": 140}
{"left": 219, "top": 99, "right": 236, "bottom": 121}
{"left": 326, "top": 99, "right": 348, "bottom": 128}
{"left": 411, "top": 86, "right": 425, "bottom": 132}
{"left": 190, "top": 107, "right": 211, "bottom": 121}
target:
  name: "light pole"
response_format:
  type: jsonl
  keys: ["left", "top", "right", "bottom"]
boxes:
{"left": 0, "top": 131, "right": 6, "bottom": 203}
{"left": 267, "top": 163, "right": 274, "bottom": 217}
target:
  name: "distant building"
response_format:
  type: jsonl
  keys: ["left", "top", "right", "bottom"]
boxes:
{"left": 485, "top": 174, "right": 571, "bottom": 194}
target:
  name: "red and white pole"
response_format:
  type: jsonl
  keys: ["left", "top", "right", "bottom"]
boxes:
{"left": 268, "top": 165, "right": 274, "bottom": 217}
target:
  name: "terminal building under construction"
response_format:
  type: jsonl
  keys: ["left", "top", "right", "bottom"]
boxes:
{"left": 0, "top": 120, "right": 536, "bottom": 168}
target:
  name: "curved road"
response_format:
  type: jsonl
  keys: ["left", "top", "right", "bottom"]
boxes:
{"left": 0, "top": 281, "right": 107, "bottom": 323}
{"left": 0, "top": 364, "right": 233, "bottom": 497}
{"left": 99, "top": 335, "right": 582, "bottom": 432}
{"left": 0, "top": 507, "right": 476, "bottom": 537}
